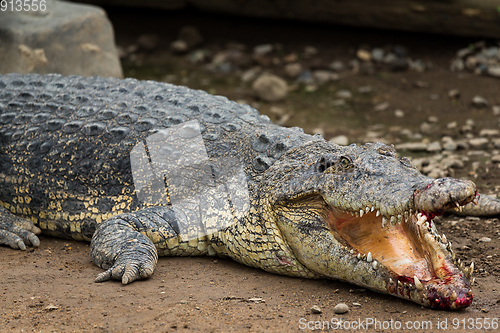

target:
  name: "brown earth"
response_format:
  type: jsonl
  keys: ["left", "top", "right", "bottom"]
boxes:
{"left": 1, "top": 8, "right": 500, "bottom": 333}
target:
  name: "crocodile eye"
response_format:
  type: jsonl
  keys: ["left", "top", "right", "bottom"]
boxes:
{"left": 340, "top": 156, "right": 353, "bottom": 170}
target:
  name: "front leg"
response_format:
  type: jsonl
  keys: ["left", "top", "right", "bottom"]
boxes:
{"left": 0, "top": 206, "right": 41, "bottom": 250}
{"left": 90, "top": 213, "right": 159, "bottom": 284}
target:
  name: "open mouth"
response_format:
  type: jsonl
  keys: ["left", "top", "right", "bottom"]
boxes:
{"left": 326, "top": 191, "right": 478, "bottom": 310}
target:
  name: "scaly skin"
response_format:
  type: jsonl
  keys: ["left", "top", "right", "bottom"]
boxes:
{"left": 1, "top": 74, "right": 499, "bottom": 309}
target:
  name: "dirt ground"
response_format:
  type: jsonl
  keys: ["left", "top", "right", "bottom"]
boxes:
{"left": 2, "top": 8, "right": 500, "bottom": 332}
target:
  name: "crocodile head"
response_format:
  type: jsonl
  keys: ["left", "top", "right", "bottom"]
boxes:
{"left": 267, "top": 141, "right": 476, "bottom": 310}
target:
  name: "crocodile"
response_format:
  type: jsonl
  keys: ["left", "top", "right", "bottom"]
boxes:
{"left": 1, "top": 73, "right": 499, "bottom": 310}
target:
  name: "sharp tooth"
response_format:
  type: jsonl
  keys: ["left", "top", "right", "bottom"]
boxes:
{"left": 398, "top": 281, "right": 403, "bottom": 287}
{"left": 376, "top": 210, "right": 380, "bottom": 217}
{"left": 371, "top": 206, "right": 375, "bottom": 212}
{"left": 414, "top": 276, "right": 423, "bottom": 291}
{"left": 355, "top": 211, "right": 359, "bottom": 217}
{"left": 359, "top": 209, "right": 364, "bottom": 217}
{"left": 372, "top": 260, "right": 378, "bottom": 270}
{"left": 455, "top": 202, "right": 460, "bottom": 208}
{"left": 350, "top": 249, "right": 354, "bottom": 254}
{"left": 473, "top": 198, "right": 478, "bottom": 205}
{"left": 459, "top": 205, "right": 463, "bottom": 212}
{"left": 441, "top": 234, "right": 447, "bottom": 244}
{"left": 417, "top": 212, "right": 422, "bottom": 219}
{"left": 390, "top": 216, "right": 396, "bottom": 226}
{"left": 366, "top": 252, "right": 372, "bottom": 262}
{"left": 382, "top": 216, "right": 388, "bottom": 227}
{"left": 365, "top": 206, "right": 370, "bottom": 213}
{"left": 404, "top": 211, "right": 409, "bottom": 220}
{"left": 357, "top": 253, "right": 361, "bottom": 260}
{"left": 389, "top": 278, "right": 394, "bottom": 284}
{"left": 470, "top": 262, "right": 474, "bottom": 276}
{"left": 397, "top": 214, "right": 402, "bottom": 225}
{"left": 472, "top": 278, "right": 475, "bottom": 285}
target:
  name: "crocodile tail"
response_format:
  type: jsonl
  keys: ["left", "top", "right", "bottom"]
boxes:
{"left": 452, "top": 194, "right": 500, "bottom": 217}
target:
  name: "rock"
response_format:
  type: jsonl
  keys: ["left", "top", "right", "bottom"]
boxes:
{"left": 414, "top": 80, "right": 429, "bottom": 88}
{"left": 348, "top": 59, "right": 360, "bottom": 73}
{"left": 394, "top": 109, "right": 405, "bottom": 118}
{"left": 311, "top": 305, "right": 322, "bottom": 314}
{"left": 427, "top": 168, "right": 447, "bottom": 179}
{"left": 441, "top": 156, "right": 464, "bottom": 169}
{"left": 409, "top": 59, "right": 426, "bottom": 72}
{"left": 296, "top": 70, "right": 314, "bottom": 84}
{"left": 448, "top": 89, "right": 460, "bottom": 99}
{"left": 313, "top": 70, "right": 338, "bottom": 84}
{"left": 253, "top": 44, "right": 273, "bottom": 56}
{"left": 427, "top": 116, "right": 438, "bottom": 123}
{"left": 493, "top": 105, "right": 500, "bottom": 116}
{"left": 374, "top": 101, "right": 389, "bottom": 111}
{"left": 429, "top": 94, "right": 440, "bottom": 100}
{"left": 178, "top": 25, "right": 203, "bottom": 48}
{"left": 479, "top": 129, "right": 500, "bottom": 137}
{"left": 479, "top": 237, "right": 491, "bottom": 243}
{"left": 284, "top": 63, "right": 302, "bottom": 78}
{"left": 170, "top": 40, "right": 189, "bottom": 53}
{"left": 491, "top": 154, "right": 500, "bottom": 163}
{"left": 472, "top": 95, "right": 489, "bottom": 107}
{"left": 137, "top": 34, "right": 159, "bottom": 51}
{"left": 330, "top": 135, "right": 349, "bottom": 146}
{"left": 0, "top": 1, "right": 123, "bottom": 77}
{"left": 466, "top": 118, "right": 475, "bottom": 126}
{"left": 487, "top": 65, "right": 500, "bottom": 78}
{"left": 450, "top": 58, "right": 465, "bottom": 72}
{"left": 328, "top": 60, "right": 345, "bottom": 72}
{"left": 468, "top": 138, "right": 489, "bottom": 149}
{"left": 371, "top": 48, "right": 385, "bottom": 62}
{"left": 358, "top": 86, "right": 373, "bottom": 94}
{"left": 304, "top": 46, "right": 318, "bottom": 58}
{"left": 427, "top": 141, "right": 442, "bottom": 152}
{"left": 419, "top": 122, "right": 433, "bottom": 135}
{"left": 395, "top": 142, "right": 428, "bottom": 152}
{"left": 447, "top": 121, "right": 457, "bottom": 130}
{"left": 241, "top": 66, "right": 261, "bottom": 82}
{"left": 357, "top": 49, "right": 371, "bottom": 61}
{"left": 252, "top": 73, "right": 288, "bottom": 102}
{"left": 493, "top": 138, "right": 500, "bottom": 149}
{"left": 188, "top": 49, "right": 210, "bottom": 64}
{"left": 456, "top": 47, "right": 473, "bottom": 58}
{"left": 442, "top": 138, "right": 458, "bottom": 151}
{"left": 335, "top": 89, "right": 352, "bottom": 99}
{"left": 334, "top": 303, "right": 349, "bottom": 314}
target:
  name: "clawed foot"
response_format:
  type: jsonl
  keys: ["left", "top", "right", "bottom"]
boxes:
{"left": 94, "top": 252, "right": 156, "bottom": 284}
{"left": 0, "top": 206, "right": 41, "bottom": 250}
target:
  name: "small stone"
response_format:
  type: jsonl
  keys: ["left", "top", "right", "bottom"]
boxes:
{"left": 472, "top": 95, "right": 488, "bottom": 107}
{"left": 348, "top": 59, "right": 360, "bottom": 73}
{"left": 137, "top": 34, "right": 159, "bottom": 51}
{"left": 409, "top": 59, "right": 426, "bottom": 72}
{"left": 284, "top": 63, "right": 303, "bottom": 78}
{"left": 253, "top": 44, "right": 273, "bottom": 56}
{"left": 334, "top": 303, "right": 349, "bottom": 314}
{"left": 304, "top": 46, "right": 318, "bottom": 58}
{"left": 429, "top": 94, "right": 440, "bottom": 100}
{"left": 311, "top": 305, "right": 322, "bottom": 314}
{"left": 394, "top": 109, "right": 404, "bottom": 118}
{"left": 296, "top": 70, "right": 314, "bottom": 84}
{"left": 479, "top": 237, "right": 491, "bottom": 243}
{"left": 491, "top": 154, "right": 500, "bottom": 163}
{"left": 335, "top": 89, "right": 352, "bottom": 99}
{"left": 357, "top": 49, "right": 371, "bottom": 61}
{"left": 414, "top": 80, "right": 429, "bottom": 88}
{"left": 487, "top": 65, "right": 500, "bottom": 78}
{"left": 427, "top": 141, "right": 442, "bottom": 152}
{"left": 313, "top": 70, "right": 338, "bottom": 84}
{"left": 442, "top": 138, "right": 457, "bottom": 151}
{"left": 371, "top": 48, "right": 385, "bottom": 62}
{"left": 328, "top": 60, "right": 345, "bottom": 72}
{"left": 395, "top": 142, "right": 428, "bottom": 151}
{"left": 450, "top": 58, "right": 465, "bottom": 72}
{"left": 383, "top": 53, "right": 398, "bottom": 65}
{"left": 492, "top": 138, "right": 500, "bottom": 148}
{"left": 358, "top": 86, "right": 373, "bottom": 94}
{"left": 447, "top": 121, "right": 457, "bottom": 130}
{"left": 252, "top": 73, "right": 288, "bottom": 102}
{"left": 479, "top": 129, "right": 500, "bottom": 137}
{"left": 329, "top": 135, "right": 349, "bottom": 146}
{"left": 170, "top": 40, "right": 188, "bottom": 53}
{"left": 44, "top": 304, "right": 59, "bottom": 311}
{"left": 448, "top": 89, "right": 460, "bottom": 99}
{"left": 374, "top": 101, "right": 389, "bottom": 111}
{"left": 427, "top": 116, "right": 438, "bottom": 123}
{"left": 468, "top": 138, "right": 489, "bottom": 149}
{"left": 241, "top": 67, "right": 261, "bottom": 82}
{"left": 420, "top": 122, "right": 433, "bottom": 135}
{"left": 466, "top": 118, "right": 475, "bottom": 126}
{"left": 493, "top": 105, "right": 500, "bottom": 115}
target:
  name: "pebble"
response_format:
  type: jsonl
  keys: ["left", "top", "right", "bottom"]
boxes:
{"left": 296, "top": 70, "right": 314, "bottom": 84}
{"left": 427, "top": 141, "right": 442, "bottom": 152}
{"left": 374, "top": 101, "right": 389, "bottom": 111}
{"left": 284, "top": 63, "right": 303, "bottom": 78}
{"left": 178, "top": 25, "right": 203, "bottom": 48}
{"left": 447, "top": 121, "right": 457, "bottom": 130}
{"left": 311, "top": 305, "right": 322, "bottom": 314}
{"left": 252, "top": 73, "right": 288, "bottom": 102}
{"left": 313, "top": 70, "right": 338, "bottom": 84}
{"left": 170, "top": 40, "right": 189, "bottom": 53}
{"left": 414, "top": 80, "right": 429, "bottom": 88}
{"left": 329, "top": 60, "right": 345, "bottom": 72}
{"left": 371, "top": 48, "right": 385, "bottom": 62}
{"left": 357, "top": 49, "right": 371, "bottom": 61}
{"left": 450, "top": 58, "right": 465, "bottom": 72}
{"left": 491, "top": 154, "right": 500, "bottom": 163}
{"left": 472, "top": 95, "right": 489, "bottom": 107}
{"left": 448, "top": 89, "right": 460, "bottom": 99}
{"left": 487, "top": 65, "right": 500, "bottom": 78}
{"left": 330, "top": 135, "right": 349, "bottom": 146}
{"left": 304, "top": 46, "right": 318, "bottom": 58}
{"left": 409, "top": 59, "right": 426, "bottom": 72}
{"left": 493, "top": 138, "right": 500, "bottom": 148}
{"left": 335, "top": 89, "right": 352, "bottom": 99}
{"left": 394, "top": 109, "right": 405, "bottom": 118}
{"left": 419, "top": 122, "right": 433, "bottom": 135}
{"left": 334, "top": 303, "right": 349, "bottom": 314}
{"left": 348, "top": 59, "right": 360, "bottom": 72}
{"left": 428, "top": 116, "right": 438, "bottom": 123}
{"left": 442, "top": 138, "right": 458, "bottom": 151}
{"left": 241, "top": 67, "right": 261, "bottom": 82}
{"left": 137, "top": 34, "right": 159, "bottom": 50}
{"left": 254, "top": 44, "right": 273, "bottom": 56}
{"left": 493, "top": 105, "right": 500, "bottom": 116}
{"left": 468, "top": 138, "right": 489, "bottom": 149}
{"left": 358, "top": 85, "right": 373, "bottom": 94}
{"left": 395, "top": 142, "right": 428, "bottom": 151}
{"left": 479, "top": 129, "right": 500, "bottom": 137}
{"left": 479, "top": 237, "right": 492, "bottom": 243}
